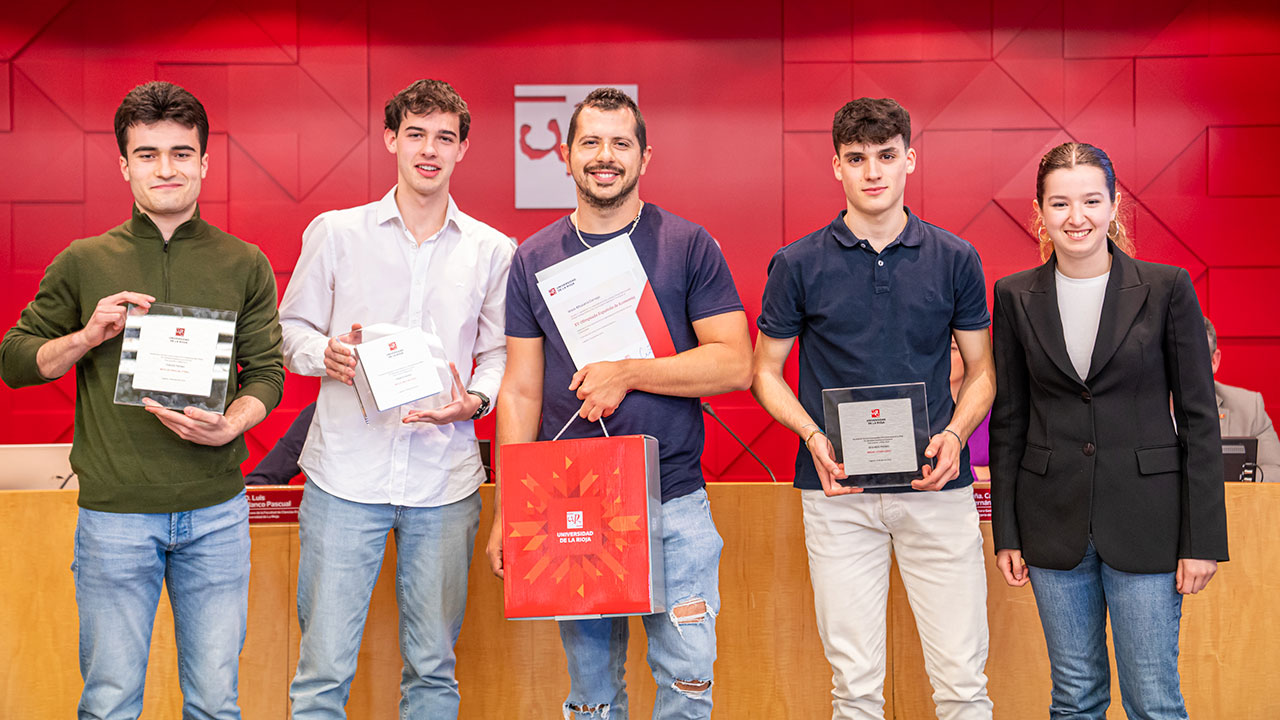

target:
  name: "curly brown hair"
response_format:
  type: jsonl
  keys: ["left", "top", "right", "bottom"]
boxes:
{"left": 384, "top": 79, "right": 470, "bottom": 140}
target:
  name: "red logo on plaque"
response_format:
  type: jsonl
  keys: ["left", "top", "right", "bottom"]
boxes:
{"left": 871, "top": 408, "right": 880, "bottom": 418}
{"left": 175, "top": 328, "right": 185, "bottom": 337}
{"left": 548, "top": 287, "right": 557, "bottom": 296}
{"left": 388, "top": 341, "right": 397, "bottom": 351}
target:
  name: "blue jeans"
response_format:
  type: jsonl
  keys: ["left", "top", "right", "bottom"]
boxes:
{"left": 73, "top": 490, "right": 251, "bottom": 720}
{"left": 559, "top": 488, "right": 723, "bottom": 720}
{"left": 289, "top": 480, "right": 480, "bottom": 719}
{"left": 1028, "top": 541, "right": 1187, "bottom": 720}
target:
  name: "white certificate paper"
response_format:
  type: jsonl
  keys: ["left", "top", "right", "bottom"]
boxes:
{"left": 130, "top": 314, "right": 228, "bottom": 397}
{"left": 837, "top": 397, "right": 918, "bottom": 475}
{"left": 353, "top": 327, "right": 445, "bottom": 413}
{"left": 535, "top": 234, "right": 654, "bottom": 369}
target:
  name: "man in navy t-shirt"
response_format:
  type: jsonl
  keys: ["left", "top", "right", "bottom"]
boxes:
{"left": 487, "top": 88, "right": 751, "bottom": 719}
{"left": 751, "top": 98, "right": 996, "bottom": 719}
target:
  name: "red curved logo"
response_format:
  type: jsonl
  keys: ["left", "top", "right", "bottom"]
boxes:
{"left": 519, "top": 119, "right": 561, "bottom": 160}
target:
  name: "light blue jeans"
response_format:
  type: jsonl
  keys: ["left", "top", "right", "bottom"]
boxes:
{"left": 1029, "top": 541, "right": 1187, "bottom": 720}
{"left": 73, "top": 489, "right": 251, "bottom": 720}
{"left": 289, "top": 480, "right": 480, "bottom": 719}
{"left": 559, "top": 488, "right": 723, "bottom": 720}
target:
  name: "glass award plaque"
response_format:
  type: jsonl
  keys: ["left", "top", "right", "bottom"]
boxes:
{"left": 345, "top": 323, "right": 453, "bottom": 423}
{"left": 822, "top": 382, "right": 931, "bottom": 489}
{"left": 113, "top": 302, "right": 237, "bottom": 414}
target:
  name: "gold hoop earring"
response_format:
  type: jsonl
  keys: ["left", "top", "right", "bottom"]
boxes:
{"left": 1108, "top": 219, "right": 1119, "bottom": 240}
{"left": 1036, "top": 223, "right": 1049, "bottom": 243}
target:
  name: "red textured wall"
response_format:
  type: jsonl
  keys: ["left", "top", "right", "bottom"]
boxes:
{"left": 2, "top": 1, "right": 1277, "bottom": 482}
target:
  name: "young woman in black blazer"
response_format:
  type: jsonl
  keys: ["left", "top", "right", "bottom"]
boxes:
{"left": 989, "top": 142, "right": 1227, "bottom": 719}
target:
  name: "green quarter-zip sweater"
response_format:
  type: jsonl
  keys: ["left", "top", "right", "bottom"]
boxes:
{"left": 0, "top": 205, "right": 285, "bottom": 513}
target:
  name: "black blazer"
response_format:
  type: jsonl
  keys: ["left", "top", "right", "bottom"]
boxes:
{"left": 990, "top": 244, "right": 1227, "bottom": 573}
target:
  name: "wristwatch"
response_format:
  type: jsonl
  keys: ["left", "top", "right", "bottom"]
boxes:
{"left": 467, "top": 390, "right": 490, "bottom": 420}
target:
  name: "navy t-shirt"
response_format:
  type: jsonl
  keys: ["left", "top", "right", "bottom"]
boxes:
{"left": 505, "top": 204, "right": 744, "bottom": 502}
{"left": 757, "top": 209, "right": 991, "bottom": 493}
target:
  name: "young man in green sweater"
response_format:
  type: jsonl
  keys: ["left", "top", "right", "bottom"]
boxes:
{"left": 0, "top": 81, "right": 284, "bottom": 720}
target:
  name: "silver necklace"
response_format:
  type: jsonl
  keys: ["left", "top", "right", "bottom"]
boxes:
{"left": 572, "top": 204, "right": 643, "bottom": 249}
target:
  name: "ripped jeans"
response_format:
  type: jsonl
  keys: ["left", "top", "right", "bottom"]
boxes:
{"left": 559, "top": 488, "right": 722, "bottom": 720}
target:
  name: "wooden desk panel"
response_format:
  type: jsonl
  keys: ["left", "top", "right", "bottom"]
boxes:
{"left": 3, "top": 484, "right": 1276, "bottom": 718}
{"left": 888, "top": 485, "right": 1280, "bottom": 719}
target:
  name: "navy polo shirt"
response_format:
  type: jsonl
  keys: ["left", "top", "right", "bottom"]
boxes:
{"left": 757, "top": 209, "right": 990, "bottom": 493}
{"left": 506, "top": 205, "right": 744, "bottom": 503}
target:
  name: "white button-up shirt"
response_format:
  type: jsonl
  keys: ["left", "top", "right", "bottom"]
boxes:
{"left": 279, "top": 187, "right": 515, "bottom": 507}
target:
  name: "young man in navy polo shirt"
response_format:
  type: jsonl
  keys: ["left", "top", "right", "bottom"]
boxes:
{"left": 751, "top": 98, "right": 996, "bottom": 719}
{"left": 487, "top": 87, "right": 752, "bottom": 719}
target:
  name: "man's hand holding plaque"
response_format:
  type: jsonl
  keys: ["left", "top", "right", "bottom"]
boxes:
{"left": 324, "top": 323, "right": 363, "bottom": 385}
{"left": 84, "top": 291, "right": 156, "bottom": 349}
{"left": 402, "top": 362, "right": 482, "bottom": 425}
{"left": 914, "top": 427, "right": 964, "bottom": 491}
{"left": 141, "top": 398, "right": 249, "bottom": 447}
{"left": 800, "top": 423, "right": 862, "bottom": 497}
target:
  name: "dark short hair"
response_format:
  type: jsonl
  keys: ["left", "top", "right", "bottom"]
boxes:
{"left": 566, "top": 87, "right": 646, "bottom": 150}
{"left": 384, "top": 79, "right": 470, "bottom": 140}
{"left": 832, "top": 97, "right": 911, "bottom": 152}
{"left": 114, "top": 81, "right": 209, "bottom": 156}
{"left": 1204, "top": 317, "right": 1218, "bottom": 354}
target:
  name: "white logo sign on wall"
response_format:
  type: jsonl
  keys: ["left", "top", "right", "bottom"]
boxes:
{"left": 514, "top": 84, "right": 639, "bottom": 209}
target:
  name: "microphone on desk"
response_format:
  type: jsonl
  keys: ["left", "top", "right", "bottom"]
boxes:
{"left": 701, "top": 401, "right": 778, "bottom": 483}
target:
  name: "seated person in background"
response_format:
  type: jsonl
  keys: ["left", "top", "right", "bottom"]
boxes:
{"left": 951, "top": 335, "right": 991, "bottom": 472}
{"left": 245, "top": 402, "right": 316, "bottom": 485}
{"left": 1206, "top": 317, "right": 1279, "bottom": 482}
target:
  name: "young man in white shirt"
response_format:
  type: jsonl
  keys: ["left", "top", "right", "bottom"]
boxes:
{"left": 279, "top": 79, "right": 514, "bottom": 719}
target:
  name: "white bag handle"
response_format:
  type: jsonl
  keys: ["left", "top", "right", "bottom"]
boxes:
{"left": 551, "top": 413, "right": 610, "bottom": 442}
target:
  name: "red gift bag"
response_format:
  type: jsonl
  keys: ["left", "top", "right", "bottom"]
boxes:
{"left": 500, "top": 422, "right": 664, "bottom": 620}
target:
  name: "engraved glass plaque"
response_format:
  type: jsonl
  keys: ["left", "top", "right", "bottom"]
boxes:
{"left": 822, "top": 382, "right": 931, "bottom": 489}
{"left": 345, "top": 323, "right": 453, "bottom": 423}
{"left": 114, "top": 302, "right": 237, "bottom": 414}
